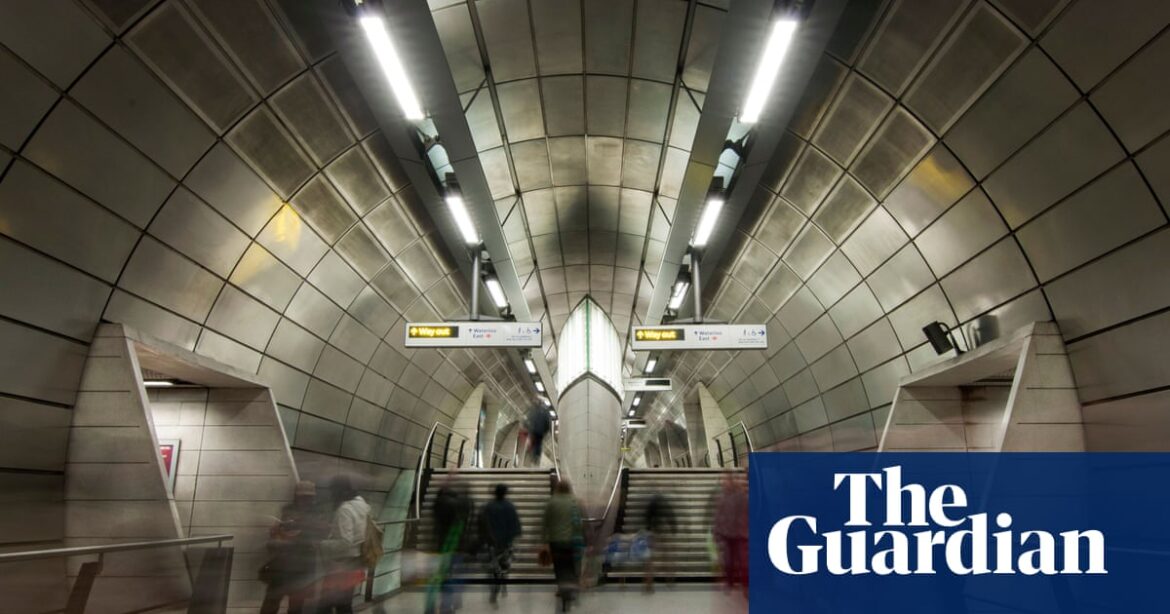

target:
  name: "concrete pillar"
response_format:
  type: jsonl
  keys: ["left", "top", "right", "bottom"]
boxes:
{"left": 558, "top": 378, "right": 621, "bottom": 506}
{"left": 682, "top": 390, "right": 708, "bottom": 466}
{"left": 699, "top": 384, "right": 730, "bottom": 463}
{"left": 450, "top": 384, "right": 486, "bottom": 467}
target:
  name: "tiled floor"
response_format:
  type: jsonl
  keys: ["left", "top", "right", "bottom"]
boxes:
{"left": 364, "top": 583, "right": 747, "bottom": 614}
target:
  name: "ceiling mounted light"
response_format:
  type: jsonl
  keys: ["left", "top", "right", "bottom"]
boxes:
{"left": 143, "top": 379, "right": 175, "bottom": 387}
{"left": 484, "top": 277, "right": 508, "bottom": 309}
{"left": 740, "top": 18, "right": 799, "bottom": 124}
{"left": 549, "top": 410, "right": 557, "bottom": 419}
{"left": 632, "top": 396, "right": 642, "bottom": 407}
{"left": 524, "top": 358, "right": 537, "bottom": 374}
{"left": 444, "top": 193, "right": 479, "bottom": 246}
{"left": 541, "top": 396, "right": 551, "bottom": 407}
{"left": 535, "top": 381, "right": 545, "bottom": 393}
{"left": 644, "top": 358, "right": 657, "bottom": 374}
{"left": 691, "top": 196, "right": 724, "bottom": 248}
{"left": 359, "top": 15, "right": 424, "bottom": 121}
{"left": 628, "top": 409, "right": 635, "bottom": 417}
{"left": 668, "top": 279, "right": 690, "bottom": 310}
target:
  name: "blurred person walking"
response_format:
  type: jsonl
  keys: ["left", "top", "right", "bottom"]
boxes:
{"left": 526, "top": 405, "right": 552, "bottom": 466}
{"left": 318, "top": 476, "right": 371, "bottom": 614}
{"left": 478, "top": 483, "right": 522, "bottom": 607}
{"left": 428, "top": 478, "right": 473, "bottom": 613}
{"left": 642, "top": 492, "right": 677, "bottom": 593}
{"left": 542, "top": 480, "right": 584, "bottom": 612}
{"left": 713, "top": 474, "right": 749, "bottom": 597}
{"left": 259, "top": 480, "right": 324, "bottom": 614}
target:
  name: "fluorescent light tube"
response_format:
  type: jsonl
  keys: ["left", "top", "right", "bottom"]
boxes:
{"left": 632, "top": 396, "right": 641, "bottom": 406}
{"left": 359, "top": 16, "right": 425, "bottom": 121}
{"left": 444, "top": 194, "right": 479, "bottom": 245}
{"left": 144, "top": 380, "right": 174, "bottom": 387}
{"left": 524, "top": 358, "right": 537, "bottom": 374}
{"left": 485, "top": 277, "right": 508, "bottom": 309}
{"left": 668, "top": 280, "right": 690, "bottom": 310}
{"left": 628, "top": 410, "right": 635, "bottom": 417}
{"left": 535, "top": 381, "right": 545, "bottom": 393}
{"left": 541, "top": 397, "right": 551, "bottom": 406}
{"left": 644, "top": 358, "right": 657, "bottom": 373}
{"left": 740, "top": 19, "right": 799, "bottom": 124}
{"left": 692, "top": 197, "right": 724, "bottom": 247}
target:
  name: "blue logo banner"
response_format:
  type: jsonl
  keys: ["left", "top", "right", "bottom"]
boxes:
{"left": 749, "top": 453, "right": 1170, "bottom": 613}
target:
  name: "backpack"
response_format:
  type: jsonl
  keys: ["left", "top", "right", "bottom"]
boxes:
{"left": 361, "top": 515, "right": 384, "bottom": 568}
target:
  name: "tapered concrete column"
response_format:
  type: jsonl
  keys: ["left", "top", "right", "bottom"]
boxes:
{"left": 557, "top": 377, "right": 622, "bottom": 505}
{"left": 699, "top": 384, "right": 730, "bottom": 460}
{"left": 451, "top": 384, "right": 485, "bottom": 466}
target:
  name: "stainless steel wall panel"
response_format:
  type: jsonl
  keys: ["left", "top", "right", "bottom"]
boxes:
{"left": 305, "top": 251, "right": 363, "bottom": 308}
{"left": 0, "top": 319, "right": 87, "bottom": 405}
{"left": 784, "top": 225, "right": 836, "bottom": 280}
{"left": 1082, "top": 389, "right": 1170, "bottom": 451}
{"left": 119, "top": 238, "right": 223, "bottom": 322}
{"left": 74, "top": 46, "right": 215, "bottom": 177}
{"left": 475, "top": 0, "right": 538, "bottom": 82}
{"left": 0, "top": 396, "right": 71, "bottom": 471}
{"left": 464, "top": 91, "right": 502, "bottom": 152}
{"left": 326, "top": 147, "right": 390, "bottom": 216}
{"left": 149, "top": 188, "right": 250, "bottom": 278}
{"left": 346, "top": 397, "right": 384, "bottom": 435}
{"left": 285, "top": 283, "right": 344, "bottom": 339}
{"left": 777, "top": 286, "right": 825, "bottom": 335}
{"left": 335, "top": 224, "right": 391, "bottom": 281}
{"left": 0, "top": 47, "right": 59, "bottom": 150}
{"left": 811, "top": 345, "right": 859, "bottom": 392}
{"left": 780, "top": 146, "right": 843, "bottom": 214}
{"left": 258, "top": 357, "right": 309, "bottom": 409}
{"left": 1091, "top": 30, "right": 1170, "bottom": 152}
{"left": 511, "top": 140, "right": 552, "bottom": 190}
{"left": 583, "top": 0, "right": 633, "bottom": 76}
{"left": 914, "top": 189, "right": 1007, "bottom": 276}
{"left": 681, "top": 4, "right": 723, "bottom": 92}
{"left": 128, "top": 1, "right": 255, "bottom": 133}
{"left": 0, "top": 161, "right": 139, "bottom": 282}
{"left": 365, "top": 198, "right": 421, "bottom": 258}
{"left": 396, "top": 241, "right": 446, "bottom": 290}
{"left": 807, "top": 251, "right": 862, "bottom": 307}
{"left": 292, "top": 176, "right": 358, "bottom": 244}
{"left": 904, "top": 4, "right": 1026, "bottom": 134}
{"left": 883, "top": 145, "right": 973, "bottom": 237}
{"left": 1041, "top": 0, "right": 1170, "bottom": 91}
{"left": 755, "top": 197, "right": 806, "bottom": 255}
{"left": 945, "top": 48, "right": 1078, "bottom": 180}
{"left": 293, "top": 412, "right": 344, "bottom": 455}
{"left": 548, "top": 136, "right": 588, "bottom": 186}
{"left": 812, "top": 73, "right": 893, "bottom": 166}
{"left": 940, "top": 238, "right": 1035, "bottom": 322}
{"left": 622, "top": 141, "right": 662, "bottom": 192}
{"left": 230, "top": 243, "right": 301, "bottom": 311}
{"left": 784, "top": 369, "right": 821, "bottom": 407}
{"left": 756, "top": 262, "right": 802, "bottom": 310}
{"left": 861, "top": 355, "right": 910, "bottom": 409}
{"left": 867, "top": 244, "right": 935, "bottom": 311}
{"left": 790, "top": 56, "right": 849, "bottom": 140}
{"left": 1069, "top": 310, "right": 1170, "bottom": 402}
{"left": 0, "top": 1, "right": 108, "bottom": 88}
{"left": 497, "top": 79, "right": 546, "bottom": 142}
{"left": 186, "top": 143, "right": 284, "bottom": 237}
{"left": 205, "top": 285, "right": 280, "bottom": 351}
{"left": 841, "top": 206, "right": 908, "bottom": 276}
{"left": 431, "top": 4, "right": 485, "bottom": 94}
{"left": 851, "top": 107, "right": 936, "bottom": 199}
{"left": 1045, "top": 229, "right": 1170, "bottom": 339}
{"left": 983, "top": 103, "right": 1125, "bottom": 228}
{"left": 992, "top": 0, "right": 1068, "bottom": 35}
{"left": 195, "top": 329, "right": 262, "bottom": 374}
{"left": 1016, "top": 162, "right": 1162, "bottom": 281}
{"left": 104, "top": 290, "right": 201, "bottom": 351}
{"left": 257, "top": 205, "right": 329, "bottom": 276}
{"left": 531, "top": 0, "right": 583, "bottom": 75}
{"left": 0, "top": 238, "right": 110, "bottom": 341}
{"left": 886, "top": 284, "right": 956, "bottom": 351}
{"left": 631, "top": 0, "right": 685, "bottom": 81}
{"left": 1136, "top": 135, "right": 1170, "bottom": 214}
{"left": 227, "top": 107, "right": 316, "bottom": 200}
{"left": 24, "top": 101, "right": 174, "bottom": 228}
{"left": 585, "top": 76, "right": 628, "bottom": 137}
{"left": 587, "top": 137, "right": 624, "bottom": 186}
{"left": 829, "top": 283, "right": 884, "bottom": 339}
{"left": 188, "top": 0, "right": 303, "bottom": 95}
{"left": 846, "top": 317, "right": 901, "bottom": 372}
{"left": 856, "top": 0, "right": 967, "bottom": 95}
{"left": 270, "top": 73, "right": 354, "bottom": 166}
{"left": 316, "top": 55, "right": 378, "bottom": 138}
{"left": 370, "top": 343, "right": 409, "bottom": 382}
{"left": 830, "top": 411, "right": 878, "bottom": 451}
{"left": 822, "top": 377, "right": 870, "bottom": 423}
{"left": 731, "top": 239, "right": 779, "bottom": 291}
{"left": 314, "top": 346, "right": 364, "bottom": 392}
{"left": 813, "top": 176, "right": 877, "bottom": 242}
{"left": 796, "top": 314, "right": 845, "bottom": 363}
{"left": 793, "top": 397, "right": 830, "bottom": 434}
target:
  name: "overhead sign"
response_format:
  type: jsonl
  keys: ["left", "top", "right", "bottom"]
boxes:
{"left": 405, "top": 321, "right": 542, "bottom": 348}
{"left": 631, "top": 324, "right": 767, "bottom": 351}
{"left": 623, "top": 377, "right": 673, "bottom": 392}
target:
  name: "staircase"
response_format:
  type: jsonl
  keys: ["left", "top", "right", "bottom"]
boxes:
{"left": 416, "top": 468, "right": 554, "bottom": 580}
{"left": 608, "top": 468, "right": 743, "bottom": 579}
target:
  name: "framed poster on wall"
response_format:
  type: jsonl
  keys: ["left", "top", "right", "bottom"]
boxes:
{"left": 159, "top": 439, "right": 180, "bottom": 494}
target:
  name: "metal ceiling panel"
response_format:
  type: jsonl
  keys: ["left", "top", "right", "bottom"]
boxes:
{"left": 476, "top": 0, "right": 538, "bottom": 82}
{"left": 756, "top": 262, "right": 802, "bottom": 312}
{"left": 796, "top": 314, "right": 844, "bottom": 363}
{"left": 813, "top": 175, "right": 877, "bottom": 243}
{"left": 548, "top": 136, "right": 587, "bottom": 185}
{"left": 944, "top": 48, "right": 1077, "bottom": 180}
{"left": 522, "top": 189, "right": 558, "bottom": 236}
{"left": 530, "top": 0, "right": 583, "bottom": 74}
{"left": 777, "top": 286, "right": 826, "bottom": 336}
{"left": 335, "top": 223, "right": 391, "bottom": 280}
{"left": 271, "top": 72, "right": 355, "bottom": 166}
{"left": 754, "top": 197, "right": 806, "bottom": 255}
{"left": 940, "top": 238, "right": 1035, "bottom": 322}
{"left": 983, "top": 103, "right": 1124, "bottom": 229}
{"left": 883, "top": 144, "right": 973, "bottom": 237}
{"left": 1016, "top": 163, "right": 1161, "bottom": 282}
{"left": 627, "top": 80, "right": 673, "bottom": 142}
{"left": 364, "top": 197, "right": 421, "bottom": 257}
{"left": 464, "top": 91, "right": 502, "bottom": 152}
{"left": 227, "top": 106, "right": 316, "bottom": 199}
{"left": 583, "top": 0, "right": 633, "bottom": 75}
{"left": 811, "top": 344, "right": 859, "bottom": 392}
{"left": 886, "top": 283, "right": 955, "bottom": 351}
{"left": 1090, "top": 30, "right": 1170, "bottom": 152}
{"left": 348, "top": 286, "right": 397, "bottom": 338}
{"left": 856, "top": 0, "right": 967, "bottom": 95}
{"left": 230, "top": 243, "right": 301, "bottom": 311}
{"left": 914, "top": 189, "right": 1006, "bottom": 277}
{"left": 326, "top": 146, "right": 390, "bottom": 215}
{"left": 497, "top": 79, "right": 546, "bottom": 142}
{"left": 586, "top": 137, "right": 624, "bottom": 185}
{"left": 806, "top": 251, "right": 861, "bottom": 308}
{"left": 1068, "top": 310, "right": 1170, "bottom": 403}
{"left": 812, "top": 73, "right": 893, "bottom": 166}
{"left": 1040, "top": 0, "right": 1170, "bottom": 91}
{"left": 840, "top": 205, "right": 906, "bottom": 276}
{"left": 285, "top": 282, "right": 344, "bottom": 340}
{"left": 846, "top": 317, "right": 900, "bottom": 372}
{"left": 317, "top": 54, "right": 379, "bottom": 138}
{"left": 0, "top": 238, "right": 111, "bottom": 342}
{"left": 585, "top": 76, "right": 629, "bottom": 137}
{"left": 370, "top": 260, "right": 419, "bottom": 313}
{"left": 542, "top": 77, "right": 585, "bottom": 136}
{"left": 904, "top": 3, "right": 1025, "bottom": 134}
{"left": 781, "top": 146, "right": 844, "bottom": 214}
{"left": 789, "top": 56, "right": 849, "bottom": 140}
{"left": 205, "top": 284, "right": 280, "bottom": 351}
{"left": 292, "top": 175, "right": 359, "bottom": 243}
{"left": 0, "top": 2, "right": 108, "bottom": 89}
{"left": 618, "top": 189, "right": 652, "bottom": 235}
{"left": 119, "top": 238, "right": 224, "bottom": 322}
{"left": 621, "top": 141, "right": 662, "bottom": 191}
{"left": 632, "top": 0, "right": 687, "bottom": 82}
{"left": 148, "top": 188, "right": 250, "bottom": 278}
{"left": 851, "top": 107, "right": 935, "bottom": 199}
{"left": 308, "top": 250, "right": 364, "bottom": 308}
{"left": 188, "top": 0, "right": 304, "bottom": 95}
{"left": 828, "top": 282, "right": 884, "bottom": 339}
{"left": 431, "top": 4, "right": 486, "bottom": 93}
{"left": 866, "top": 243, "right": 934, "bottom": 311}
{"left": 588, "top": 186, "right": 619, "bottom": 231}
{"left": 783, "top": 224, "right": 835, "bottom": 280}
{"left": 991, "top": 0, "right": 1067, "bottom": 35}
{"left": 681, "top": 4, "right": 725, "bottom": 92}
{"left": 731, "top": 238, "right": 779, "bottom": 291}
{"left": 0, "top": 47, "right": 55, "bottom": 151}
{"left": 511, "top": 139, "right": 553, "bottom": 190}
{"left": 396, "top": 240, "right": 446, "bottom": 290}
{"left": 532, "top": 235, "right": 563, "bottom": 269}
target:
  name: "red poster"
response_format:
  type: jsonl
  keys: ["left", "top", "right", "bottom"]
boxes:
{"left": 158, "top": 439, "right": 180, "bottom": 493}
{"left": 159, "top": 444, "right": 175, "bottom": 475}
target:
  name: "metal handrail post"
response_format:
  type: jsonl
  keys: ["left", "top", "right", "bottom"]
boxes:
{"left": 729, "top": 433, "right": 739, "bottom": 468}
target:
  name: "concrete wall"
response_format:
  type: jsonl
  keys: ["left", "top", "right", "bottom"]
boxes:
{"left": 557, "top": 378, "right": 621, "bottom": 506}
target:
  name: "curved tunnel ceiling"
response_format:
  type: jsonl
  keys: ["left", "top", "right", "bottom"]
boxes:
{"left": 0, "top": 0, "right": 1169, "bottom": 485}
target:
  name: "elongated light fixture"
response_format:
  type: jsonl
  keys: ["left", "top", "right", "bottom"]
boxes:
{"left": 144, "top": 380, "right": 175, "bottom": 387}
{"left": 444, "top": 193, "right": 479, "bottom": 246}
{"left": 541, "top": 396, "right": 551, "bottom": 406}
{"left": 485, "top": 277, "right": 508, "bottom": 309}
{"left": 360, "top": 16, "right": 424, "bottom": 120}
{"left": 691, "top": 197, "right": 724, "bottom": 248}
{"left": 628, "top": 409, "right": 636, "bottom": 417}
{"left": 535, "top": 381, "right": 545, "bottom": 393}
{"left": 524, "top": 357, "right": 537, "bottom": 374}
{"left": 644, "top": 358, "right": 657, "bottom": 374}
{"left": 632, "top": 396, "right": 642, "bottom": 406}
{"left": 668, "top": 279, "right": 690, "bottom": 310}
{"left": 740, "top": 18, "right": 799, "bottom": 124}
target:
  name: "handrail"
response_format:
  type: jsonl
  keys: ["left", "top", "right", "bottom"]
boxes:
{"left": 708, "top": 421, "right": 754, "bottom": 468}
{"left": 583, "top": 457, "right": 625, "bottom": 523}
{"left": 0, "top": 534, "right": 233, "bottom": 563}
{"left": 550, "top": 425, "right": 561, "bottom": 481}
{"left": 374, "top": 518, "right": 419, "bottom": 527}
{"left": 412, "top": 421, "right": 471, "bottom": 519}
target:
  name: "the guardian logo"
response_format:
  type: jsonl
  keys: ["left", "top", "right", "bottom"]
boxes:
{"left": 767, "top": 466, "right": 1107, "bottom": 576}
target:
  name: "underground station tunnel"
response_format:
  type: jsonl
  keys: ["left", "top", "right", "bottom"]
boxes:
{"left": 1, "top": 0, "right": 1169, "bottom": 612}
